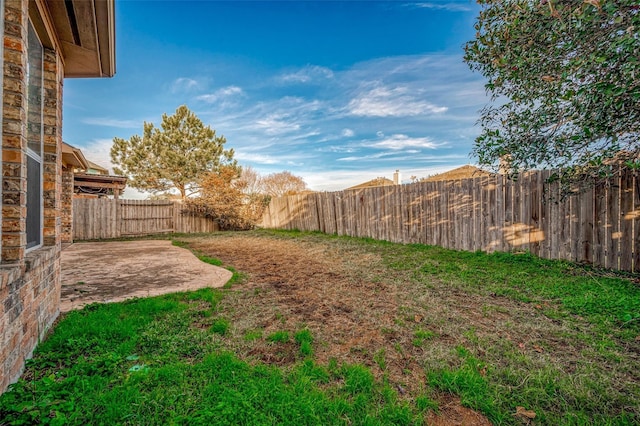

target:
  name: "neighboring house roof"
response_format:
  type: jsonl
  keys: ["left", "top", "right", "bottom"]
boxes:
{"left": 86, "top": 161, "right": 110, "bottom": 175}
{"left": 62, "top": 143, "right": 127, "bottom": 196}
{"left": 423, "top": 165, "right": 490, "bottom": 182}
{"left": 74, "top": 173, "right": 127, "bottom": 197}
{"left": 61, "top": 142, "right": 90, "bottom": 170}
{"left": 346, "top": 177, "right": 396, "bottom": 191}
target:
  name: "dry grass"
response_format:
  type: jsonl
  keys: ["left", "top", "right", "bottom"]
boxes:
{"left": 180, "top": 230, "right": 640, "bottom": 424}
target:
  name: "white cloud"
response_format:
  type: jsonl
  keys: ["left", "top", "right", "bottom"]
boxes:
{"left": 324, "top": 146, "right": 356, "bottom": 153}
{"left": 82, "top": 118, "right": 140, "bottom": 128}
{"left": 78, "top": 138, "right": 115, "bottom": 173}
{"left": 279, "top": 65, "right": 334, "bottom": 84}
{"left": 235, "top": 150, "right": 309, "bottom": 166}
{"left": 342, "top": 128, "right": 355, "bottom": 137}
{"left": 337, "top": 151, "right": 464, "bottom": 163}
{"left": 405, "top": 2, "right": 473, "bottom": 12}
{"left": 235, "top": 152, "right": 280, "bottom": 165}
{"left": 337, "top": 151, "right": 401, "bottom": 162}
{"left": 254, "top": 114, "right": 301, "bottom": 135}
{"left": 171, "top": 77, "right": 199, "bottom": 93}
{"left": 196, "top": 86, "right": 244, "bottom": 103}
{"left": 348, "top": 85, "right": 448, "bottom": 117}
{"left": 366, "top": 134, "right": 441, "bottom": 150}
{"left": 169, "top": 54, "right": 488, "bottom": 188}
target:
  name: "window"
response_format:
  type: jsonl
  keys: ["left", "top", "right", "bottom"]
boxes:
{"left": 26, "top": 21, "right": 43, "bottom": 250}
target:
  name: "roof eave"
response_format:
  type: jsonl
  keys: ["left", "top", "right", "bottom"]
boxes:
{"left": 45, "top": 0, "right": 116, "bottom": 78}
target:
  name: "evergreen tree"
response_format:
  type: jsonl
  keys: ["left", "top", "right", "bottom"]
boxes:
{"left": 111, "top": 105, "right": 235, "bottom": 199}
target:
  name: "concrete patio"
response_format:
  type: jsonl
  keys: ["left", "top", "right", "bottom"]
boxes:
{"left": 60, "top": 240, "right": 232, "bottom": 312}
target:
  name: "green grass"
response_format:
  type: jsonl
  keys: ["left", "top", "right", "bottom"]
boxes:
{"left": 295, "top": 329, "right": 314, "bottom": 357}
{"left": 266, "top": 330, "right": 290, "bottom": 343}
{"left": 2, "top": 230, "right": 639, "bottom": 425}
{"left": 0, "top": 291, "right": 425, "bottom": 425}
{"left": 403, "top": 246, "right": 640, "bottom": 338}
{"left": 211, "top": 318, "right": 230, "bottom": 335}
{"left": 172, "top": 239, "right": 246, "bottom": 288}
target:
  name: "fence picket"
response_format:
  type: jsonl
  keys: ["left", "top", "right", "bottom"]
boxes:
{"left": 73, "top": 199, "right": 218, "bottom": 240}
{"left": 619, "top": 168, "right": 634, "bottom": 271}
{"left": 261, "top": 169, "right": 640, "bottom": 273}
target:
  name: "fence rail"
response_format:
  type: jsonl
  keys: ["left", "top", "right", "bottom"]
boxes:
{"left": 73, "top": 199, "right": 218, "bottom": 240}
{"left": 261, "top": 168, "right": 640, "bottom": 273}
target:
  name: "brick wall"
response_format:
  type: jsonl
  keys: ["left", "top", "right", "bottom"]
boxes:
{"left": 61, "top": 168, "right": 73, "bottom": 243}
{"left": 0, "top": 0, "right": 64, "bottom": 394}
{"left": 0, "top": 246, "right": 59, "bottom": 392}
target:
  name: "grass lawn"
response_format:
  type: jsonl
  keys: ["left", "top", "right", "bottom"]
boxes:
{"left": 1, "top": 230, "right": 639, "bottom": 425}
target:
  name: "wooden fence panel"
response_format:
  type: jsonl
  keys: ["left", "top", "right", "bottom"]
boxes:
{"left": 558, "top": 183, "right": 572, "bottom": 261}
{"left": 119, "top": 200, "right": 173, "bottom": 236}
{"left": 518, "top": 173, "right": 536, "bottom": 256}
{"left": 261, "top": 169, "right": 640, "bottom": 273}
{"left": 594, "top": 181, "right": 608, "bottom": 268}
{"left": 538, "top": 170, "right": 550, "bottom": 260}
{"left": 633, "top": 171, "right": 640, "bottom": 273}
{"left": 73, "top": 198, "right": 118, "bottom": 240}
{"left": 73, "top": 199, "right": 218, "bottom": 240}
{"left": 620, "top": 169, "right": 634, "bottom": 272}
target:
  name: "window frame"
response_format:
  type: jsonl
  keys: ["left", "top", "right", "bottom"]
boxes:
{"left": 25, "top": 19, "right": 44, "bottom": 252}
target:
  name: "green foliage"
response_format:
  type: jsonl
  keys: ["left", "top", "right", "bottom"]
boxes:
{"left": 211, "top": 318, "right": 230, "bottom": 336}
{"left": 110, "top": 105, "right": 236, "bottom": 199}
{"left": 266, "top": 331, "right": 290, "bottom": 344}
{"left": 260, "top": 171, "right": 309, "bottom": 197}
{"left": 373, "top": 349, "right": 387, "bottom": 371}
{"left": 415, "top": 394, "right": 438, "bottom": 413}
{"left": 465, "top": 0, "right": 640, "bottom": 191}
{"left": 243, "top": 329, "right": 263, "bottom": 341}
{"left": 0, "top": 293, "right": 427, "bottom": 425}
{"left": 3, "top": 231, "right": 640, "bottom": 425}
{"left": 196, "top": 254, "right": 223, "bottom": 266}
{"left": 402, "top": 244, "right": 640, "bottom": 337}
{"left": 294, "top": 329, "right": 314, "bottom": 357}
{"left": 427, "top": 347, "right": 500, "bottom": 421}
{"left": 172, "top": 239, "right": 245, "bottom": 288}
{"left": 412, "top": 329, "right": 435, "bottom": 347}
{"left": 185, "top": 164, "right": 268, "bottom": 231}
{"left": 341, "top": 364, "right": 374, "bottom": 396}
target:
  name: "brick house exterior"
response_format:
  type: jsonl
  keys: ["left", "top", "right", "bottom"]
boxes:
{"left": 0, "top": 0, "right": 115, "bottom": 394}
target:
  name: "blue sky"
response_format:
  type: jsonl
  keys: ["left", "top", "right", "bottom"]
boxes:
{"left": 63, "top": 0, "right": 489, "bottom": 197}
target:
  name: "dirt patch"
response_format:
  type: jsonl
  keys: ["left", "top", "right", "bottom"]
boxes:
{"left": 427, "top": 395, "right": 493, "bottom": 426}
{"left": 184, "top": 234, "right": 495, "bottom": 425}
{"left": 60, "top": 240, "right": 232, "bottom": 312}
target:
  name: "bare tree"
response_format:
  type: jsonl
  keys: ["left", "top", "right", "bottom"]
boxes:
{"left": 186, "top": 164, "right": 267, "bottom": 230}
{"left": 238, "top": 166, "right": 263, "bottom": 196}
{"left": 261, "top": 171, "right": 308, "bottom": 197}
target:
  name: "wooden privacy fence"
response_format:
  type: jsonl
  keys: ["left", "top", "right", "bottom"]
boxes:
{"left": 261, "top": 169, "right": 640, "bottom": 273}
{"left": 73, "top": 199, "right": 219, "bottom": 240}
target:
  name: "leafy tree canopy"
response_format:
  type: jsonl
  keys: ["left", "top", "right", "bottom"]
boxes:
{"left": 111, "top": 105, "right": 235, "bottom": 199}
{"left": 465, "top": 0, "right": 639, "bottom": 189}
{"left": 186, "top": 165, "right": 269, "bottom": 230}
{"left": 261, "top": 171, "right": 308, "bottom": 197}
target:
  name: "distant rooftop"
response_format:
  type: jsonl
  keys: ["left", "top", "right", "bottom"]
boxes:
{"left": 423, "top": 165, "right": 490, "bottom": 182}
{"left": 346, "top": 177, "right": 396, "bottom": 191}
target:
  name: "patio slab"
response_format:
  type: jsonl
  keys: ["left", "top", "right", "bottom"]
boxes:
{"left": 60, "top": 240, "right": 232, "bottom": 312}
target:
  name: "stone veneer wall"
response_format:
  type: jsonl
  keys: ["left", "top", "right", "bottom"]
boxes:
{"left": 60, "top": 168, "right": 73, "bottom": 244}
{"left": 0, "top": 0, "right": 64, "bottom": 394}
